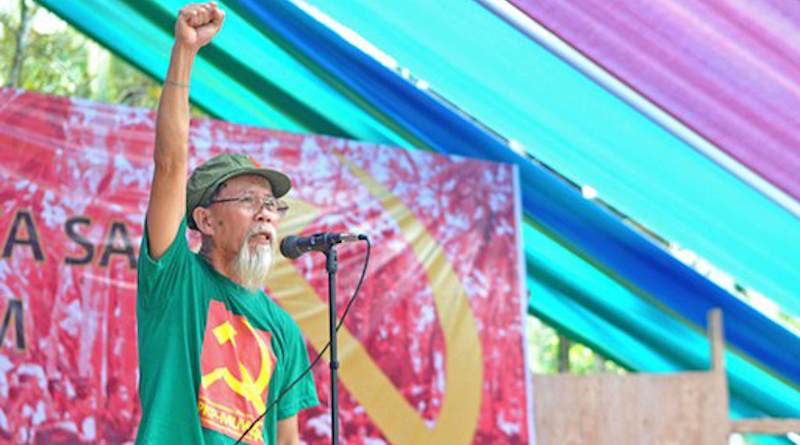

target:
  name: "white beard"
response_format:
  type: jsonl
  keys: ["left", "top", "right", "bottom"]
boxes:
{"left": 231, "top": 226, "right": 276, "bottom": 292}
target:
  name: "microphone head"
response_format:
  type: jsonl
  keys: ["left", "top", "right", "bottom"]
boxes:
{"left": 279, "top": 235, "right": 302, "bottom": 259}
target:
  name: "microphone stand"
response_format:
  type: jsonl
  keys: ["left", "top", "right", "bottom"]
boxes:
{"left": 324, "top": 246, "right": 340, "bottom": 445}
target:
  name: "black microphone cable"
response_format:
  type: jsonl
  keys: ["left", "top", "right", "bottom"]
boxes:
{"left": 234, "top": 236, "right": 371, "bottom": 445}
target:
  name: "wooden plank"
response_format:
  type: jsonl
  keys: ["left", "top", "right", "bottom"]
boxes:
{"left": 708, "top": 309, "right": 725, "bottom": 373}
{"left": 532, "top": 373, "right": 729, "bottom": 445}
{"left": 730, "top": 419, "right": 800, "bottom": 435}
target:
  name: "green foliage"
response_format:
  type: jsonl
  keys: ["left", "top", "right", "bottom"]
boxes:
{"left": 22, "top": 28, "right": 93, "bottom": 97}
{"left": 2, "top": 1, "right": 93, "bottom": 97}
{"left": 0, "top": 0, "right": 204, "bottom": 115}
{"left": 526, "top": 316, "right": 560, "bottom": 374}
{"left": 567, "top": 342, "right": 626, "bottom": 374}
{"left": 527, "top": 315, "right": 625, "bottom": 375}
{"left": 105, "top": 57, "right": 163, "bottom": 108}
{"left": 0, "top": 16, "right": 12, "bottom": 80}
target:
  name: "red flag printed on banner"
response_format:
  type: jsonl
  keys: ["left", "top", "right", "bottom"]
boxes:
{"left": 0, "top": 88, "right": 532, "bottom": 445}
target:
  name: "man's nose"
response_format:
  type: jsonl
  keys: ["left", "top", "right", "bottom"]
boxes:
{"left": 254, "top": 203, "right": 277, "bottom": 222}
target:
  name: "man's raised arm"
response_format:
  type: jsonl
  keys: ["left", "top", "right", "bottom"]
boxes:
{"left": 147, "top": 2, "right": 224, "bottom": 260}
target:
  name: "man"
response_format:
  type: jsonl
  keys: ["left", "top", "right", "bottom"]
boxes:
{"left": 135, "top": 2, "right": 319, "bottom": 444}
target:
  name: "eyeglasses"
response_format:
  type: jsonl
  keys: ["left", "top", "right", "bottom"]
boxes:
{"left": 208, "top": 195, "right": 289, "bottom": 216}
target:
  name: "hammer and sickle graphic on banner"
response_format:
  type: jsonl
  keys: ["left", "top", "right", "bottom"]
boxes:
{"left": 271, "top": 155, "right": 484, "bottom": 444}
{"left": 201, "top": 313, "right": 274, "bottom": 414}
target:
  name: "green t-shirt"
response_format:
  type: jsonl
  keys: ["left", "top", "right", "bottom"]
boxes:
{"left": 135, "top": 220, "right": 319, "bottom": 445}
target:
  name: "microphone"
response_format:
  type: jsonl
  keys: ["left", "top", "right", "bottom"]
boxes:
{"left": 280, "top": 232, "right": 366, "bottom": 259}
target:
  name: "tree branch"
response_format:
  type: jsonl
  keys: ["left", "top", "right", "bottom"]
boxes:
{"left": 6, "top": 0, "right": 31, "bottom": 88}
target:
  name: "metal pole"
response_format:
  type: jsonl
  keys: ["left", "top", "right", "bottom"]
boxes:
{"left": 325, "top": 247, "right": 339, "bottom": 445}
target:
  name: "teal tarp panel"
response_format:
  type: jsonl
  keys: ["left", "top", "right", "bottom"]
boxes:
{"left": 306, "top": 0, "right": 800, "bottom": 317}
{"left": 36, "top": 0, "right": 411, "bottom": 147}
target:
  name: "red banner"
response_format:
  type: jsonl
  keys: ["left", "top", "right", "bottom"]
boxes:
{"left": 0, "top": 89, "right": 531, "bottom": 444}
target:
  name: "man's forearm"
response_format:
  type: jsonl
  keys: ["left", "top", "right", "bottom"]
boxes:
{"left": 154, "top": 44, "right": 196, "bottom": 171}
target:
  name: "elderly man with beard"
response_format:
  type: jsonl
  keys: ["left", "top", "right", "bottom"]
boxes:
{"left": 135, "top": 2, "right": 319, "bottom": 445}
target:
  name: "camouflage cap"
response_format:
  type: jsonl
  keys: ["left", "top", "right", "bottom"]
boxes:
{"left": 186, "top": 152, "right": 291, "bottom": 230}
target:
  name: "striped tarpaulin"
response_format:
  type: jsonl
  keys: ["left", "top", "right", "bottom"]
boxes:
{"left": 510, "top": 0, "right": 800, "bottom": 205}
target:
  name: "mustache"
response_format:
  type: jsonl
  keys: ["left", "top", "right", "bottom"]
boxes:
{"left": 247, "top": 224, "right": 277, "bottom": 241}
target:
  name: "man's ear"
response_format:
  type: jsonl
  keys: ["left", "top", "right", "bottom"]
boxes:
{"left": 193, "top": 207, "right": 216, "bottom": 236}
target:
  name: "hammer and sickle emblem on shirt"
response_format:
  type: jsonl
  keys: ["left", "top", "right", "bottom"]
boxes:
{"left": 201, "top": 309, "right": 274, "bottom": 414}
{"left": 272, "top": 155, "right": 484, "bottom": 444}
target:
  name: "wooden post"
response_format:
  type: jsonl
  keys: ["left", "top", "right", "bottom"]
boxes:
{"left": 708, "top": 309, "right": 724, "bottom": 373}
{"left": 708, "top": 309, "right": 730, "bottom": 445}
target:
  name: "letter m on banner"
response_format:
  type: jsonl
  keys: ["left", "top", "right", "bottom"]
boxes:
{"left": 1, "top": 299, "right": 25, "bottom": 350}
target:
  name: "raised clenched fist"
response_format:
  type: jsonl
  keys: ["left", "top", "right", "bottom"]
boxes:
{"left": 175, "top": 2, "right": 226, "bottom": 51}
